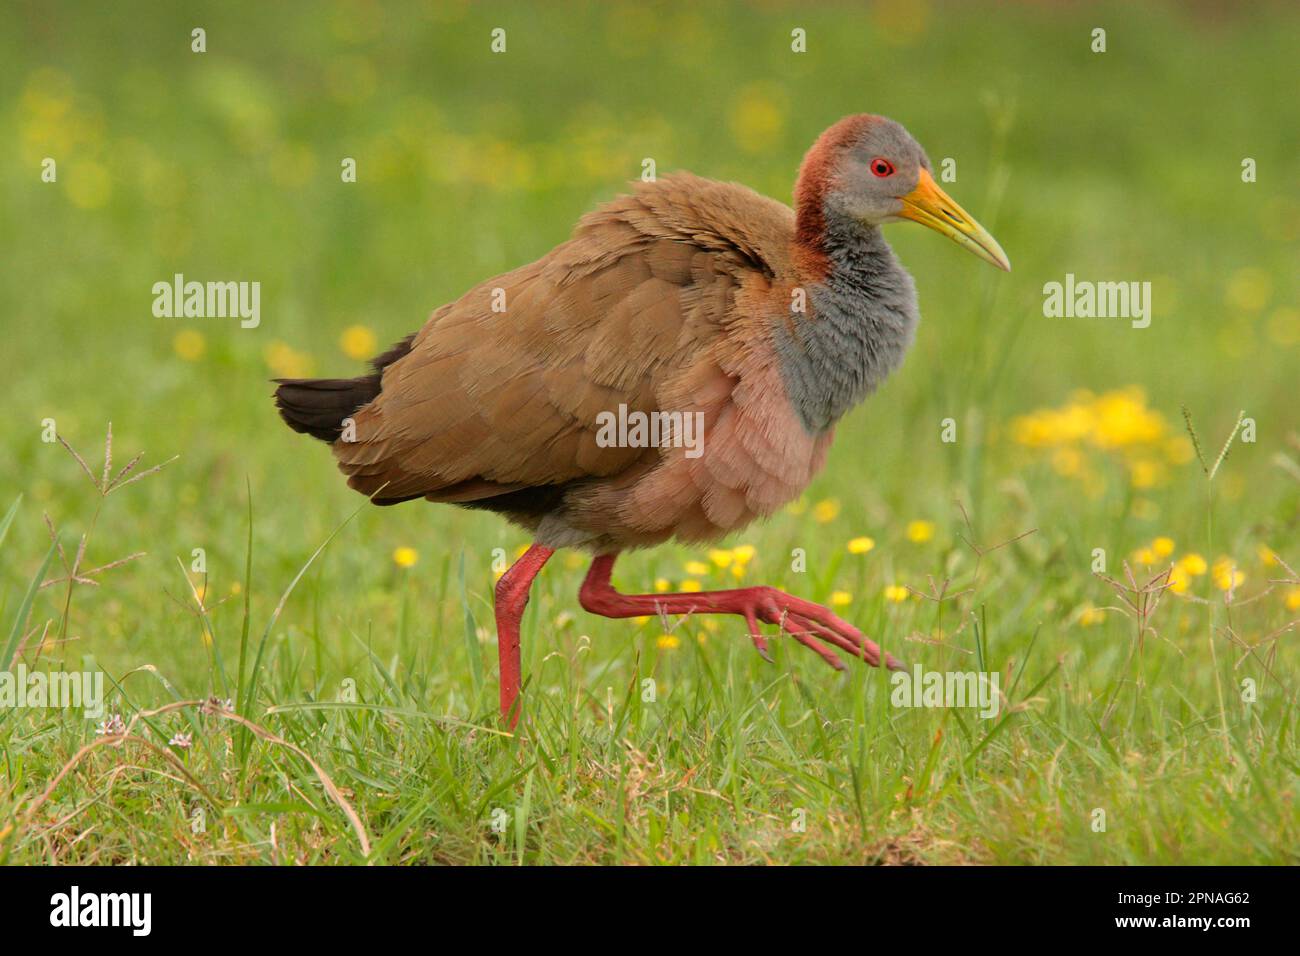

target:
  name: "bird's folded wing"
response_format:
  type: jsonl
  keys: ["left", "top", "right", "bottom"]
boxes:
{"left": 334, "top": 174, "right": 796, "bottom": 503}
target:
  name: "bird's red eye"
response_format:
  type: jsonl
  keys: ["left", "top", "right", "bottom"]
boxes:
{"left": 870, "top": 157, "right": 895, "bottom": 177}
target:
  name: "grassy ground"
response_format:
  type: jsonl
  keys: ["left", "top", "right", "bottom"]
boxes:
{"left": 1, "top": 1, "right": 1297, "bottom": 864}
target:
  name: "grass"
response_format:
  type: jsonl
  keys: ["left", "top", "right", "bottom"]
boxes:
{"left": 0, "top": 0, "right": 1297, "bottom": 864}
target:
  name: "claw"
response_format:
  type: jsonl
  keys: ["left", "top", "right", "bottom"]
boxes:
{"left": 743, "top": 610, "right": 774, "bottom": 662}
{"left": 578, "top": 555, "right": 904, "bottom": 680}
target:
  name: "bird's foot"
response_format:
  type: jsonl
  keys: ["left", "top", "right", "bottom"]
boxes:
{"left": 734, "top": 586, "right": 904, "bottom": 672}
{"left": 580, "top": 555, "right": 903, "bottom": 673}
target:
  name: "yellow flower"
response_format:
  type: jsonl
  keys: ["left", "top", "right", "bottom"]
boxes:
{"left": 230, "top": 581, "right": 242, "bottom": 595}
{"left": 1257, "top": 545, "right": 1278, "bottom": 567}
{"left": 1167, "top": 566, "right": 1191, "bottom": 594}
{"left": 1177, "top": 553, "right": 1208, "bottom": 576}
{"left": 1092, "top": 388, "right": 1165, "bottom": 449}
{"left": 680, "top": 579, "right": 702, "bottom": 593}
{"left": 731, "top": 544, "right": 756, "bottom": 565}
{"left": 847, "top": 536, "right": 876, "bottom": 555}
{"left": 264, "top": 341, "right": 314, "bottom": 378}
{"left": 906, "top": 520, "right": 934, "bottom": 543}
{"left": 812, "top": 498, "right": 841, "bottom": 523}
{"left": 1286, "top": 588, "right": 1300, "bottom": 611}
{"left": 634, "top": 615, "right": 651, "bottom": 625}
{"left": 1151, "top": 536, "right": 1175, "bottom": 558}
{"left": 1010, "top": 387, "right": 1168, "bottom": 455}
{"left": 1128, "top": 458, "right": 1163, "bottom": 489}
{"left": 173, "top": 329, "right": 206, "bottom": 361}
{"left": 708, "top": 549, "right": 733, "bottom": 568}
{"left": 392, "top": 546, "right": 418, "bottom": 568}
{"left": 684, "top": 560, "right": 710, "bottom": 576}
{"left": 730, "top": 564, "right": 746, "bottom": 580}
{"left": 1079, "top": 604, "right": 1105, "bottom": 626}
{"left": 1211, "top": 558, "right": 1244, "bottom": 591}
{"left": 653, "top": 577, "right": 671, "bottom": 593}
{"left": 656, "top": 634, "right": 680, "bottom": 650}
{"left": 883, "top": 584, "right": 910, "bottom": 603}
{"left": 1132, "top": 547, "right": 1157, "bottom": 566}
{"left": 785, "top": 498, "right": 807, "bottom": 516}
{"left": 340, "top": 324, "right": 378, "bottom": 360}
{"left": 829, "top": 590, "right": 852, "bottom": 607}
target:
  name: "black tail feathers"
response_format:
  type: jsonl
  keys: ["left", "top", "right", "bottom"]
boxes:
{"left": 274, "top": 376, "right": 380, "bottom": 442}
{"left": 273, "top": 333, "right": 415, "bottom": 443}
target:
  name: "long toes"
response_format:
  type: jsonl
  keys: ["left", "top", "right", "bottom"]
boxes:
{"left": 743, "top": 610, "right": 774, "bottom": 663}
{"left": 781, "top": 594, "right": 867, "bottom": 637}
{"left": 786, "top": 612, "right": 877, "bottom": 666}
{"left": 756, "top": 597, "right": 899, "bottom": 670}
{"left": 785, "top": 613, "right": 889, "bottom": 665}
{"left": 786, "top": 627, "right": 846, "bottom": 671}
{"left": 795, "top": 597, "right": 897, "bottom": 666}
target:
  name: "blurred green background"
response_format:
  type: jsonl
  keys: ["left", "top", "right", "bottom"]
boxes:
{"left": 0, "top": 1, "right": 1296, "bottom": 863}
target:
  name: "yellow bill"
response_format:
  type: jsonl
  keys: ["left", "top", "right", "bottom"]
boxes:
{"left": 898, "top": 168, "right": 1010, "bottom": 271}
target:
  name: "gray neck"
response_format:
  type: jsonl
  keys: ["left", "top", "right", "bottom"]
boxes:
{"left": 775, "top": 215, "right": 919, "bottom": 433}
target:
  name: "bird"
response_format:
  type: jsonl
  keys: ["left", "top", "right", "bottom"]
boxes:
{"left": 274, "top": 113, "right": 1009, "bottom": 728}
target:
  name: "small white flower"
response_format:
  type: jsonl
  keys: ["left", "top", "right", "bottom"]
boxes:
{"left": 96, "top": 714, "right": 126, "bottom": 736}
{"left": 169, "top": 731, "right": 192, "bottom": 749}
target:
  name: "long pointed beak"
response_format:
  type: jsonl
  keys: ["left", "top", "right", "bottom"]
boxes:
{"left": 897, "top": 168, "right": 1010, "bottom": 271}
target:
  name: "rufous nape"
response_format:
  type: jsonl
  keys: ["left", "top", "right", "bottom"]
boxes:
{"left": 275, "top": 114, "right": 1010, "bottom": 728}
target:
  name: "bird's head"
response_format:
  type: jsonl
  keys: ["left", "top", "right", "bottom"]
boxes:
{"left": 796, "top": 114, "right": 1010, "bottom": 271}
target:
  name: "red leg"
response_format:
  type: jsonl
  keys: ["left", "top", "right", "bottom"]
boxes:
{"left": 579, "top": 553, "right": 904, "bottom": 672}
{"left": 494, "top": 544, "right": 554, "bottom": 728}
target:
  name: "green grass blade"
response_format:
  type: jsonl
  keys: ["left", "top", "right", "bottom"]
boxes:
{"left": 459, "top": 551, "right": 483, "bottom": 703}
{"left": 0, "top": 495, "right": 22, "bottom": 552}
{"left": 3, "top": 540, "right": 57, "bottom": 669}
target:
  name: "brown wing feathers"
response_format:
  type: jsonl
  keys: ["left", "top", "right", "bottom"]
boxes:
{"left": 276, "top": 174, "right": 795, "bottom": 513}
